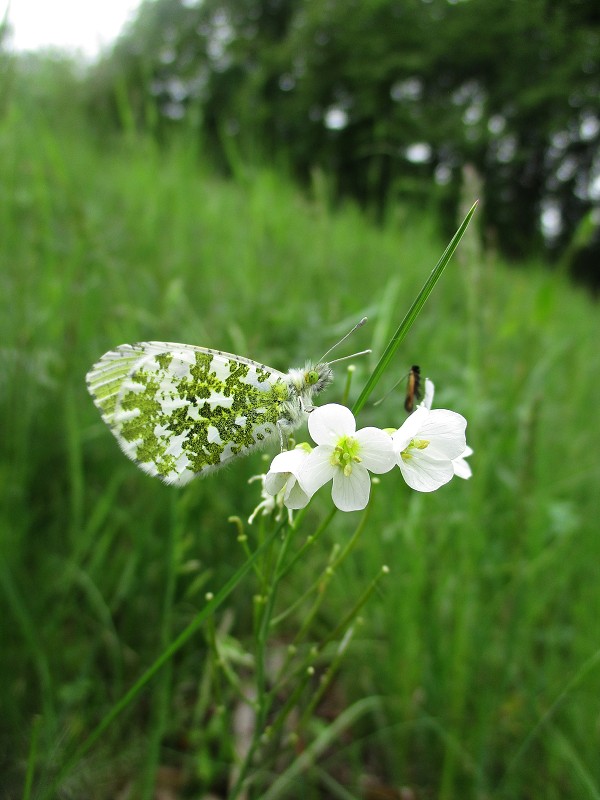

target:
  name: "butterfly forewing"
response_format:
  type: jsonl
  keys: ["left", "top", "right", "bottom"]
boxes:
{"left": 87, "top": 342, "right": 290, "bottom": 485}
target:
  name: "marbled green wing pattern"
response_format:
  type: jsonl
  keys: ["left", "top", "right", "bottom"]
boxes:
{"left": 86, "top": 342, "right": 291, "bottom": 485}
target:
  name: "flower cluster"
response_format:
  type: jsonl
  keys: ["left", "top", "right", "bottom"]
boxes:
{"left": 250, "top": 379, "right": 472, "bottom": 517}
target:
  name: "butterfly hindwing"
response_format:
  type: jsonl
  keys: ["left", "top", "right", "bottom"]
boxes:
{"left": 87, "top": 342, "right": 290, "bottom": 485}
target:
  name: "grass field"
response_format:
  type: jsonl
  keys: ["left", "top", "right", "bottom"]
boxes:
{"left": 2, "top": 84, "right": 600, "bottom": 799}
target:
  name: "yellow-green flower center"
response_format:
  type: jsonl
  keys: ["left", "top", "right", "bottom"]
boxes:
{"left": 400, "top": 437, "right": 430, "bottom": 462}
{"left": 330, "top": 435, "right": 361, "bottom": 477}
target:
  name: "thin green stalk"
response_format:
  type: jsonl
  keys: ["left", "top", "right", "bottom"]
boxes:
{"left": 264, "top": 568, "right": 389, "bottom": 767}
{"left": 297, "top": 626, "right": 357, "bottom": 733}
{"left": 353, "top": 201, "right": 478, "bottom": 415}
{"left": 271, "top": 497, "right": 372, "bottom": 631}
{"left": 205, "top": 613, "right": 253, "bottom": 705}
{"left": 230, "top": 522, "right": 297, "bottom": 799}
{"left": 260, "top": 661, "right": 316, "bottom": 748}
{"left": 229, "top": 515, "right": 264, "bottom": 585}
{"left": 275, "top": 506, "right": 337, "bottom": 585}
{"left": 314, "top": 768, "right": 361, "bottom": 800}
{"left": 341, "top": 364, "right": 356, "bottom": 406}
{"left": 22, "top": 715, "right": 41, "bottom": 800}
{"left": 138, "top": 497, "right": 180, "bottom": 799}
{"left": 497, "top": 647, "right": 600, "bottom": 792}
{"left": 0, "top": 561, "right": 55, "bottom": 729}
{"left": 320, "top": 566, "right": 390, "bottom": 651}
{"left": 288, "top": 501, "right": 373, "bottom": 648}
{"left": 548, "top": 724, "right": 600, "bottom": 800}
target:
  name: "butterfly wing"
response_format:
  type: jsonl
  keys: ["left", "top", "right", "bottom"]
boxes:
{"left": 86, "top": 342, "right": 288, "bottom": 485}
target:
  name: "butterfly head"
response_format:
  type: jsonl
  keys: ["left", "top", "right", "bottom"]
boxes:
{"left": 305, "top": 362, "right": 334, "bottom": 394}
{"left": 286, "top": 362, "right": 333, "bottom": 400}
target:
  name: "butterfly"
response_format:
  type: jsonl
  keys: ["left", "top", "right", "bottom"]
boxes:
{"left": 86, "top": 321, "right": 368, "bottom": 486}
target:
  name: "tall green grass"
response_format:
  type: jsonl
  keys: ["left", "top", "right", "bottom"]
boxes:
{"left": 2, "top": 84, "right": 600, "bottom": 799}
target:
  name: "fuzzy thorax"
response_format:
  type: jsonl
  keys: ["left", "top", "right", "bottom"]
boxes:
{"left": 286, "top": 362, "right": 333, "bottom": 402}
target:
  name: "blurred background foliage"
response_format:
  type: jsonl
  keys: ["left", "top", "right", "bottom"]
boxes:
{"left": 78, "top": 0, "right": 600, "bottom": 285}
{"left": 2, "top": 1, "right": 600, "bottom": 797}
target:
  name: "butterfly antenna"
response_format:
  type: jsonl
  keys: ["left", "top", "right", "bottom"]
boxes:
{"left": 319, "top": 317, "right": 368, "bottom": 363}
{"left": 327, "top": 349, "right": 371, "bottom": 366}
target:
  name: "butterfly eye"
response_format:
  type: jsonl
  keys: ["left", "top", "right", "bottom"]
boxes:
{"left": 306, "top": 370, "right": 320, "bottom": 386}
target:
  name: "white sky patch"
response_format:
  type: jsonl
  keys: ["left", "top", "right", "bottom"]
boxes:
{"left": 324, "top": 107, "right": 348, "bottom": 131}
{"left": 4, "top": 0, "right": 142, "bottom": 59}
{"left": 405, "top": 142, "right": 432, "bottom": 164}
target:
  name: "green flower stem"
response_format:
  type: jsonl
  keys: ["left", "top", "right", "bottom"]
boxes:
{"left": 352, "top": 201, "right": 478, "bottom": 415}
{"left": 270, "top": 626, "right": 359, "bottom": 747}
{"left": 275, "top": 505, "right": 337, "bottom": 584}
{"left": 230, "top": 497, "right": 357, "bottom": 796}
{"left": 258, "top": 571, "right": 382, "bottom": 787}
{"left": 273, "top": 498, "right": 372, "bottom": 649}
{"left": 264, "top": 567, "right": 387, "bottom": 778}
{"left": 255, "top": 524, "right": 295, "bottom": 697}
{"left": 269, "top": 561, "right": 332, "bottom": 631}
{"left": 230, "top": 519, "right": 298, "bottom": 798}
{"left": 205, "top": 610, "right": 250, "bottom": 706}
{"left": 341, "top": 364, "right": 356, "bottom": 405}
{"left": 297, "top": 625, "right": 357, "bottom": 733}
{"left": 260, "top": 660, "right": 317, "bottom": 748}
{"left": 229, "top": 516, "right": 264, "bottom": 585}
{"left": 266, "top": 488, "right": 375, "bottom": 735}
{"left": 321, "top": 565, "right": 390, "bottom": 650}
{"left": 261, "top": 696, "right": 383, "bottom": 800}
{"left": 329, "top": 488, "right": 373, "bottom": 567}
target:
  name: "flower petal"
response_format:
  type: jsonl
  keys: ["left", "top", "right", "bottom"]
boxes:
{"left": 391, "top": 406, "right": 430, "bottom": 452}
{"left": 265, "top": 471, "right": 287, "bottom": 495}
{"left": 453, "top": 445, "right": 473, "bottom": 479}
{"left": 331, "top": 463, "right": 371, "bottom": 511}
{"left": 285, "top": 478, "right": 312, "bottom": 509}
{"left": 354, "top": 427, "right": 396, "bottom": 473}
{"left": 421, "top": 378, "right": 435, "bottom": 410}
{"left": 399, "top": 449, "right": 455, "bottom": 492}
{"left": 308, "top": 403, "right": 356, "bottom": 446}
{"left": 268, "top": 448, "right": 309, "bottom": 476}
{"left": 298, "top": 445, "right": 336, "bottom": 496}
{"left": 419, "top": 410, "right": 467, "bottom": 461}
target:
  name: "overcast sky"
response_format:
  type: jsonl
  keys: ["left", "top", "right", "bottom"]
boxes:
{"left": 4, "top": 0, "right": 142, "bottom": 58}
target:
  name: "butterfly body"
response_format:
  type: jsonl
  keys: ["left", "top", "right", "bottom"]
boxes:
{"left": 86, "top": 342, "right": 333, "bottom": 485}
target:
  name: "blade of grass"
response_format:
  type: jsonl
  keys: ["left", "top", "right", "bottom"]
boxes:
{"left": 352, "top": 200, "right": 478, "bottom": 415}
{"left": 22, "top": 715, "right": 41, "bottom": 800}
{"left": 261, "top": 696, "right": 382, "bottom": 800}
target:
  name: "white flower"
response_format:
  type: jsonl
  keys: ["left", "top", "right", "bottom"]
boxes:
{"left": 453, "top": 445, "right": 473, "bottom": 480}
{"left": 415, "top": 376, "right": 473, "bottom": 482}
{"left": 264, "top": 444, "right": 313, "bottom": 510}
{"left": 298, "top": 404, "right": 396, "bottom": 512}
{"left": 392, "top": 405, "right": 467, "bottom": 492}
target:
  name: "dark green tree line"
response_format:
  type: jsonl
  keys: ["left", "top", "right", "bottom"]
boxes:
{"left": 88, "top": 0, "right": 599, "bottom": 278}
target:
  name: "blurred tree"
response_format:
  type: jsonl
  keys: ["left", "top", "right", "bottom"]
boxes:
{"left": 87, "top": 0, "right": 600, "bottom": 277}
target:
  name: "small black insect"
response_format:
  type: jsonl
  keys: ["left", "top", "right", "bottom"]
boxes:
{"left": 404, "top": 365, "right": 422, "bottom": 413}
